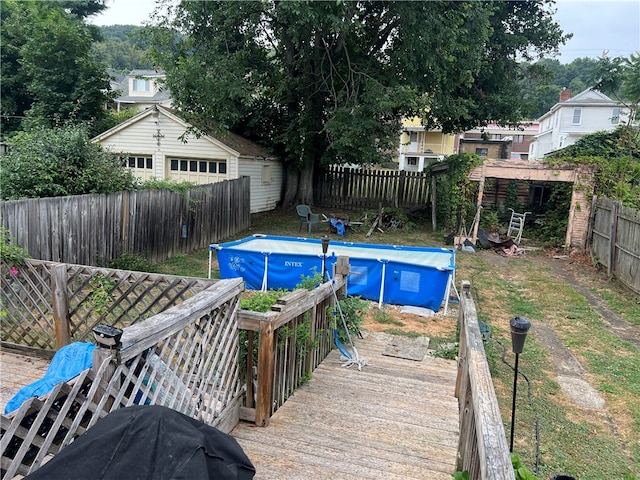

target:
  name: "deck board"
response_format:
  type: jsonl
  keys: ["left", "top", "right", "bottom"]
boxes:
{"left": 0, "top": 333, "right": 461, "bottom": 479}
{"left": 232, "top": 332, "right": 460, "bottom": 479}
{"left": 0, "top": 348, "right": 50, "bottom": 413}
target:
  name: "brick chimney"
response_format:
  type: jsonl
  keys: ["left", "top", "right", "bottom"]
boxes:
{"left": 559, "top": 87, "right": 571, "bottom": 102}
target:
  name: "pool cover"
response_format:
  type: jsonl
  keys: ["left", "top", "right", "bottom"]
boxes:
{"left": 211, "top": 235, "right": 456, "bottom": 311}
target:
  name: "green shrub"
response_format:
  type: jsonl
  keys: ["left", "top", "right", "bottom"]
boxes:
{"left": 0, "top": 124, "right": 137, "bottom": 200}
{"left": 296, "top": 269, "right": 323, "bottom": 291}
{"left": 0, "top": 228, "right": 30, "bottom": 265}
{"left": 108, "top": 252, "right": 156, "bottom": 273}
{"left": 240, "top": 289, "right": 288, "bottom": 312}
{"left": 328, "top": 296, "right": 368, "bottom": 343}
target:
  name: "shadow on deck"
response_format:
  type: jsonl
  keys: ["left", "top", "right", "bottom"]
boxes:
{"left": 233, "top": 332, "right": 459, "bottom": 480}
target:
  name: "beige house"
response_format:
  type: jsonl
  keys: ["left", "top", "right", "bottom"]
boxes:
{"left": 93, "top": 106, "right": 283, "bottom": 214}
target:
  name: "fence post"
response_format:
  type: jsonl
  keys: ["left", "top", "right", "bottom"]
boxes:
{"left": 431, "top": 175, "right": 437, "bottom": 232}
{"left": 608, "top": 201, "right": 619, "bottom": 278}
{"left": 587, "top": 194, "right": 598, "bottom": 250}
{"left": 396, "top": 170, "right": 405, "bottom": 208}
{"left": 51, "top": 264, "right": 71, "bottom": 349}
{"left": 255, "top": 318, "right": 275, "bottom": 427}
{"left": 91, "top": 347, "right": 118, "bottom": 411}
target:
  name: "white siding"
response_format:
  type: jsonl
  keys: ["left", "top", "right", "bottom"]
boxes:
{"left": 95, "top": 109, "right": 283, "bottom": 213}
{"left": 97, "top": 111, "right": 239, "bottom": 183}
{"left": 238, "top": 157, "right": 284, "bottom": 213}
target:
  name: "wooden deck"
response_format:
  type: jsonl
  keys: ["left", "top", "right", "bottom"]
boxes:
{"left": 232, "top": 332, "right": 460, "bottom": 480}
{"left": 0, "top": 348, "right": 51, "bottom": 413}
{"left": 1, "top": 333, "right": 460, "bottom": 479}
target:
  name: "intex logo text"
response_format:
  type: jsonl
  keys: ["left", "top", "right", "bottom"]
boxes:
{"left": 284, "top": 261, "right": 303, "bottom": 267}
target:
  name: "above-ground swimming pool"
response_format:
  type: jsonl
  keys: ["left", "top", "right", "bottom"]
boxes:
{"left": 210, "top": 235, "right": 457, "bottom": 311}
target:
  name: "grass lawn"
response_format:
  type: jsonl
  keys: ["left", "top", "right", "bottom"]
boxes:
{"left": 156, "top": 207, "right": 639, "bottom": 480}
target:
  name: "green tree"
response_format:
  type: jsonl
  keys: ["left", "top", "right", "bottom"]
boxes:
{"left": 145, "top": 1, "right": 568, "bottom": 206}
{"left": 1, "top": 0, "right": 34, "bottom": 136}
{"left": 0, "top": 0, "right": 111, "bottom": 138}
{"left": 0, "top": 124, "right": 137, "bottom": 200}
{"left": 518, "top": 57, "right": 602, "bottom": 119}
{"left": 94, "top": 25, "right": 154, "bottom": 72}
{"left": 593, "top": 52, "right": 640, "bottom": 126}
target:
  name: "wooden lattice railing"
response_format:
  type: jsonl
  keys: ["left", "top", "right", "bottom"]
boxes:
{"left": 1, "top": 279, "right": 244, "bottom": 479}
{"left": 1, "top": 259, "right": 216, "bottom": 351}
{"left": 238, "top": 259, "right": 349, "bottom": 427}
{"left": 455, "top": 280, "right": 515, "bottom": 480}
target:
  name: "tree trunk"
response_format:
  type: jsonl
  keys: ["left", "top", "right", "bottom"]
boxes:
{"left": 281, "top": 160, "right": 315, "bottom": 208}
{"left": 297, "top": 161, "right": 314, "bottom": 205}
{"left": 281, "top": 169, "right": 299, "bottom": 208}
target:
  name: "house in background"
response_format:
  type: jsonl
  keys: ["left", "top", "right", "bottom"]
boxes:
{"left": 397, "top": 117, "right": 459, "bottom": 171}
{"left": 458, "top": 121, "right": 539, "bottom": 160}
{"left": 529, "top": 88, "right": 625, "bottom": 159}
{"left": 458, "top": 136, "right": 512, "bottom": 159}
{"left": 93, "top": 106, "right": 283, "bottom": 214}
{"left": 111, "top": 69, "right": 172, "bottom": 112}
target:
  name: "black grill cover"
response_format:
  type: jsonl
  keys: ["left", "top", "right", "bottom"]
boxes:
{"left": 25, "top": 405, "right": 255, "bottom": 480}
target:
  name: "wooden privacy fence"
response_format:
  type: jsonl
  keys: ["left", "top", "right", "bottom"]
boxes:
{"left": 1, "top": 258, "right": 216, "bottom": 352}
{"left": 315, "top": 165, "right": 430, "bottom": 210}
{"left": 0, "top": 178, "right": 251, "bottom": 266}
{"left": 1, "top": 278, "right": 245, "bottom": 478}
{"left": 237, "top": 263, "right": 347, "bottom": 427}
{"left": 456, "top": 280, "right": 515, "bottom": 480}
{"left": 588, "top": 196, "right": 640, "bottom": 295}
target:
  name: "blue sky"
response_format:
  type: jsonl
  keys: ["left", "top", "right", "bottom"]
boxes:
{"left": 91, "top": 0, "right": 640, "bottom": 64}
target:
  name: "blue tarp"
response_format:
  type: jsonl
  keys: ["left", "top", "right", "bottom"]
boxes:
{"left": 4, "top": 342, "right": 96, "bottom": 415}
{"left": 213, "top": 235, "right": 456, "bottom": 311}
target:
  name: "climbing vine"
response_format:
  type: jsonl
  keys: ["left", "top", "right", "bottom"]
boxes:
{"left": 429, "top": 153, "right": 483, "bottom": 231}
{"left": 545, "top": 126, "right": 640, "bottom": 208}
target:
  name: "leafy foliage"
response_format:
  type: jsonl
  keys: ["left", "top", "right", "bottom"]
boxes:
{"left": 329, "top": 296, "right": 369, "bottom": 344}
{"left": 546, "top": 126, "right": 640, "bottom": 208}
{"left": 296, "top": 269, "right": 324, "bottom": 291}
{"left": 91, "top": 108, "right": 139, "bottom": 137}
{"left": 1, "top": 0, "right": 112, "bottom": 138}
{"left": 144, "top": 1, "right": 567, "bottom": 205}
{"left": 0, "top": 123, "right": 138, "bottom": 200}
{"left": 88, "top": 274, "right": 116, "bottom": 315}
{"left": 240, "top": 290, "right": 288, "bottom": 313}
{"left": 0, "top": 228, "right": 30, "bottom": 265}
{"left": 511, "top": 454, "right": 539, "bottom": 480}
{"left": 452, "top": 471, "right": 470, "bottom": 480}
{"left": 529, "top": 183, "right": 573, "bottom": 246}
{"left": 431, "top": 153, "right": 483, "bottom": 231}
{"left": 93, "top": 25, "right": 154, "bottom": 72}
{"left": 107, "top": 252, "right": 157, "bottom": 273}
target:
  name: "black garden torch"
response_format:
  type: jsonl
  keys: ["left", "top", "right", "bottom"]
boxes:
{"left": 321, "top": 235, "right": 330, "bottom": 281}
{"left": 509, "top": 316, "right": 531, "bottom": 453}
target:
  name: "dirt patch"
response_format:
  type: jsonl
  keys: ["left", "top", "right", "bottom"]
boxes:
{"left": 359, "top": 302, "right": 459, "bottom": 340}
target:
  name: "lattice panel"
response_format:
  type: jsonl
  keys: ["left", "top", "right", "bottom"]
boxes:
{"left": 0, "top": 259, "right": 216, "bottom": 350}
{"left": 0, "top": 260, "right": 55, "bottom": 349}
{"left": 0, "top": 356, "right": 116, "bottom": 479}
{"left": 110, "top": 298, "right": 241, "bottom": 426}
{"left": 66, "top": 266, "right": 216, "bottom": 342}
{"left": 1, "top": 280, "right": 244, "bottom": 478}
